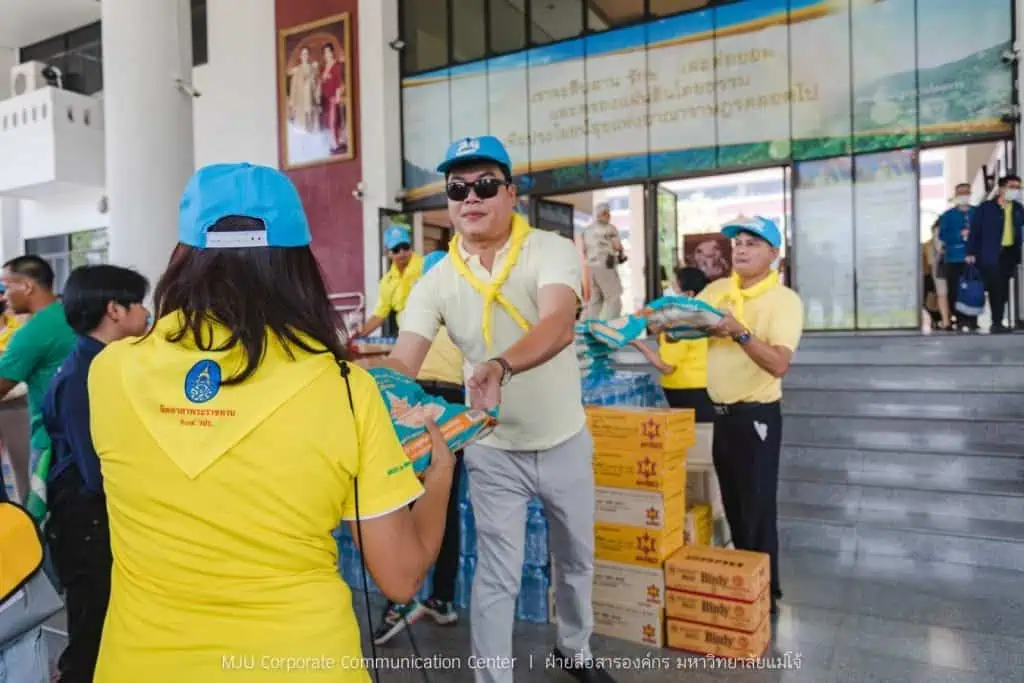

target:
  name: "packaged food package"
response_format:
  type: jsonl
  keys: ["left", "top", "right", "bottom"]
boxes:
{"left": 644, "top": 295, "right": 723, "bottom": 338}
{"left": 368, "top": 367, "right": 498, "bottom": 474}
{"left": 587, "top": 315, "right": 648, "bottom": 349}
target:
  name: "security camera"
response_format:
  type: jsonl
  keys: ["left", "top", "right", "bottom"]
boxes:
{"left": 388, "top": 39, "right": 406, "bottom": 51}
{"left": 41, "top": 65, "right": 64, "bottom": 89}
{"left": 1000, "top": 105, "right": 1021, "bottom": 125}
{"left": 97, "top": 195, "right": 109, "bottom": 214}
{"left": 393, "top": 188, "right": 408, "bottom": 203}
{"left": 1002, "top": 49, "right": 1019, "bottom": 65}
{"left": 174, "top": 77, "right": 202, "bottom": 98}
{"left": 352, "top": 181, "right": 366, "bottom": 201}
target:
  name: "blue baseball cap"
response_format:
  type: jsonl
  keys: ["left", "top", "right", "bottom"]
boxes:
{"left": 437, "top": 135, "right": 512, "bottom": 175}
{"left": 721, "top": 216, "right": 782, "bottom": 248}
{"left": 179, "top": 163, "right": 312, "bottom": 249}
{"left": 383, "top": 224, "right": 413, "bottom": 250}
{"left": 422, "top": 250, "right": 447, "bottom": 275}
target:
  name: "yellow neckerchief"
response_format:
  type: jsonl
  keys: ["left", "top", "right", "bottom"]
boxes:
{"left": 384, "top": 252, "right": 424, "bottom": 311}
{"left": 448, "top": 214, "right": 533, "bottom": 351}
{"left": 712, "top": 270, "right": 780, "bottom": 326}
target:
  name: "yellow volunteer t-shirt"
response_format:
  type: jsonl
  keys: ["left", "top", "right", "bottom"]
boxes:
{"left": 417, "top": 327, "right": 464, "bottom": 386}
{"left": 0, "top": 312, "right": 22, "bottom": 352}
{"left": 699, "top": 278, "right": 804, "bottom": 405}
{"left": 373, "top": 252, "right": 424, "bottom": 319}
{"left": 658, "top": 333, "right": 708, "bottom": 390}
{"left": 89, "top": 313, "right": 423, "bottom": 683}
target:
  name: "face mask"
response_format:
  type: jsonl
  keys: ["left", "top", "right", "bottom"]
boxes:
{"left": 1005, "top": 189, "right": 1021, "bottom": 202}
{"left": 954, "top": 195, "right": 971, "bottom": 206}
{"left": 770, "top": 255, "right": 781, "bottom": 270}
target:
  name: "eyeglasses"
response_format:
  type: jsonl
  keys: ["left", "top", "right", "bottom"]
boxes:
{"left": 390, "top": 243, "right": 411, "bottom": 255}
{"left": 445, "top": 177, "right": 508, "bottom": 202}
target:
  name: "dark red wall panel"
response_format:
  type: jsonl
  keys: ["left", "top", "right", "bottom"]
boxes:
{"left": 275, "top": 0, "right": 363, "bottom": 297}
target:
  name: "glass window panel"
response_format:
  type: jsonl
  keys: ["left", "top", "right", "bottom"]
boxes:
{"left": 488, "top": 52, "right": 530, "bottom": 175}
{"left": 527, "top": 39, "right": 586, "bottom": 191}
{"left": 192, "top": 0, "right": 209, "bottom": 66}
{"left": 402, "top": 0, "right": 449, "bottom": 73}
{"left": 713, "top": 0, "right": 791, "bottom": 168}
{"left": 790, "top": 0, "right": 852, "bottom": 160}
{"left": 530, "top": 0, "right": 583, "bottom": 45}
{"left": 587, "top": 0, "right": 644, "bottom": 32}
{"left": 793, "top": 157, "right": 855, "bottom": 330}
{"left": 648, "top": 0, "right": 711, "bottom": 17}
{"left": 490, "top": 0, "right": 527, "bottom": 54}
{"left": 20, "top": 36, "right": 67, "bottom": 65}
{"left": 452, "top": 0, "right": 486, "bottom": 62}
{"left": 850, "top": 0, "right": 916, "bottom": 153}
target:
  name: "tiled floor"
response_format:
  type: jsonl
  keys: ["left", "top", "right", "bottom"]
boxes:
{"left": 344, "top": 550, "right": 1024, "bottom": 682}
{"left": 41, "top": 549, "right": 1024, "bottom": 681}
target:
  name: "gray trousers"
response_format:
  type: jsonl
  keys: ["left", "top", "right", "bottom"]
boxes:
{"left": 464, "top": 427, "right": 595, "bottom": 683}
{"left": 584, "top": 266, "right": 623, "bottom": 320}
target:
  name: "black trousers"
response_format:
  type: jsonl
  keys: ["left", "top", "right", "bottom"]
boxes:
{"left": 983, "top": 247, "right": 1019, "bottom": 329}
{"left": 664, "top": 388, "right": 715, "bottom": 423}
{"left": 45, "top": 479, "right": 111, "bottom": 683}
{"left": 711, "top": 401, "right": 783, "bottom": 605}
{"left": 416, "top": 379, "right": 464, "bottom": 603}
{"left": 944, "top": 262, "right": 978, "bottom": 329}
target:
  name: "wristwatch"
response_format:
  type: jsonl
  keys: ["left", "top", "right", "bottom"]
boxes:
{"left": 734, "top": 330, "right": 752, "bottom": 345}
{"left": 490, "top": 357, "right": 514, "bottom": 385}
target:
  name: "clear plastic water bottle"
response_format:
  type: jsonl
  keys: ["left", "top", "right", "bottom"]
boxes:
{"left": 459, "top": 501, "right": 477, "bottom": 557}
{"left": 516, "top": 566, "right": 550, "bottom": 623}
{"left": 524, "top": 500, "right": 549, "bottom": 567}
{"left": 455, "top": 555, "right": 476, "bottom": 609}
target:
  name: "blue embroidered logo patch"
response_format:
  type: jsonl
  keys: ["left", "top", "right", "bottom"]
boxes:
{"left": 184, "top": 359, "right": 222, "bottom": 404}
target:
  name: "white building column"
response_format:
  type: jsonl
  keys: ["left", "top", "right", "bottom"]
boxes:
{"left": 102, "top": 0, "right": 195, "bottom": 288}
{"left": 358, "top": 0, "right": 403, "bottom": 315}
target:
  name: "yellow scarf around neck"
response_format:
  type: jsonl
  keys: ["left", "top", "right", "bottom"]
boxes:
{"left": 448, "top": 214, "right": 533, "bottom": 351}
{"left": 713, "top": 270, "right": 779, "bottom": 325}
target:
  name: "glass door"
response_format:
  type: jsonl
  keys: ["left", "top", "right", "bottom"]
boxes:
{"left": 656, "top": 185, "right": 679, "bottom": 295}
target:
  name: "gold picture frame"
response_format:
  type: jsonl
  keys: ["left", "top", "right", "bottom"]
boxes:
{"left": 277, "top": 12, "right": 356, "bottom": 169}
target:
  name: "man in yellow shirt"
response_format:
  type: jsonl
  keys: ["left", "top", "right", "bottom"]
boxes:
{"left": 697, "top": 216, "right": 803, "bottom": 618}
{"left": 356, "top": 224, "right": 423, "bottom": 338}
{"left": 374, "top": 249, "right": 466, "bottom": 644}
{"left": 966, "top": 174, "right": 1023, "bottom": 332}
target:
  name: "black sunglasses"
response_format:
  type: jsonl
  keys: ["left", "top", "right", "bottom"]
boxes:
{"left": 445, "top": 177, "right": 509, "bottom": 202}
{"left": 389, "top": 243, "right": 411, "bottom": 254}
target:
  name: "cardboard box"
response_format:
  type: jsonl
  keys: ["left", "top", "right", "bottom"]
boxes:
{"left": 596, "top": 522, "right": 684, "bottom": 568}
{"left": 593, "top": 560, "right": 666, "bottom": 608}
{"left": 586, "top": 405, "right": 694, "bottom": 457}
{"left": 684, "top": 504, "right": 713, "bottom": 547}
{"left": 686, "top": 465, "right": 724, "bottom": 520}
{"left": 593, "top": 600, "right": 665, "bottom": 647}
{"left": 594, "top": 450, "right": 686, "bottom": 493}
{"left": 665, "top": 588, "right": 770, "bottom": 632}
{"left": 687, "top": 423, "right": 714, "bottom": 467}
{"left": 664, "top": 546, "right": 769, "bottom": 602}
{"left": 595, "top": 486, "right": 685, "bottom": 530}
{"left": 666, "top": 617, "right": 770, "bottom": 659}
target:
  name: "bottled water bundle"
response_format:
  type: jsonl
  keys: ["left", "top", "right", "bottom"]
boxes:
{"left": 581, "top": 370, "right": 668, "bottom": 408}
{"left": 453, "top": 555, "right": 551, "bottom": 624}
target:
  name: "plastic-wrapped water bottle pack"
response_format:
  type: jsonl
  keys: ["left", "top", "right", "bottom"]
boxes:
{"left": 581, "top": 370, "right": 668, "bottom": 408}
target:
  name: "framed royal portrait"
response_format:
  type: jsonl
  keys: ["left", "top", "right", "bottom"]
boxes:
{"left": 277, "top": 12, "right": 356, "bottom": 169}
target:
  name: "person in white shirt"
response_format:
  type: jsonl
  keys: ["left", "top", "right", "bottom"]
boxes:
{"left": 388, "top": 135, "right": 613, "bottom": 683}
{"left": 580, "top": 202, "right": 624, "bottom": 319}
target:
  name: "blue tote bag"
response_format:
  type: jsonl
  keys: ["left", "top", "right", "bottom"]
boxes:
{"left": 956, "top": 266, "right": 985, "bottom": 317}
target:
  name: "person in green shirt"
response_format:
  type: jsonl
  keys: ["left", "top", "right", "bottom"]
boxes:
{"left": 0, "top": 255, "right": 77, "bottom": 489}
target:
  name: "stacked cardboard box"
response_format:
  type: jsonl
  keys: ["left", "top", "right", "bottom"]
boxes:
{"left": 663, "top": 546, "right": 772, "bottom": 659}
{"left": 585, "top": 405, "right": 695, "bottom": 647}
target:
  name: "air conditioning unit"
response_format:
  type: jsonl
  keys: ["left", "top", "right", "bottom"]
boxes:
{"left": 10, "top": 61, "right": 50, "bottom": 97}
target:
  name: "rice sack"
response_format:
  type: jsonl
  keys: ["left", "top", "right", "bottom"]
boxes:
{"left": 643, "top": 295, "right": 724, "bottom": 339}
{"left": 587, "top": 315, "right": 649, "bottom": 349}
{"left": 368, "top": 367, "right": 497, "bottom": 474}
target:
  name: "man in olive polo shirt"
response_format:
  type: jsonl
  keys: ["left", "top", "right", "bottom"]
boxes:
{"left": 698, "top": 217, "right": 803, "bottom": 617}
{"left": 0, "top": 255, "right": 77, "bottom": 494}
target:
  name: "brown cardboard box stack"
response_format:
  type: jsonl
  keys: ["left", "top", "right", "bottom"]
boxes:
{"left": 663, "top": 546, "right": 772, "bottom": 658}
{"left": 584, "top": 405, "right": 694, "bottom": 647}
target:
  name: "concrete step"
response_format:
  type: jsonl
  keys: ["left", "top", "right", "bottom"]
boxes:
{"left": 784, "top": 413, "right": 1024, "bottom": 448}
{"left": 795, "top": 348, "right": 1024, "bottom": 366}
{"left": 781, "top": 464, "right": 1024, "bottom": 499}
{"left": 783, "top": 443, "right": 1024, "bottom": 481}
{"left": 778, "top": 504, "right": 1024, "bottom": 572}
{"left": 778, "top": 478, "right": 1024, "bottom": 523}
{"left": 783, "top": 389, "right": 1024, "bottom": 421}
{"left": 785, "top": 363, "right": 1024, "bottom": 391}
{"left": 800, "top": 331, "right": 1024, "bottom": 350}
